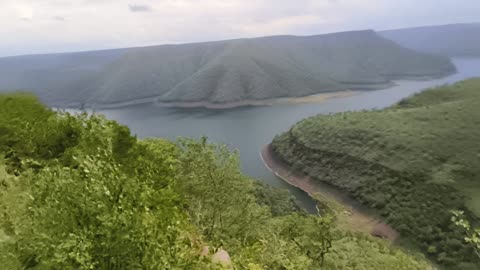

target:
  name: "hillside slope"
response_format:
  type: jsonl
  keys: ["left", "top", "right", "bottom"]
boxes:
{"left": 0, "top": 93, "right": 432, "bottom": 269}
{"left": 381, "top": 23, "right": 480, "bottom": 57}
{"left": 271, "top": 79, "right": 480, "bottom": 269}
{"left": 0, "top": 30, "right": 454, "bottom": 108}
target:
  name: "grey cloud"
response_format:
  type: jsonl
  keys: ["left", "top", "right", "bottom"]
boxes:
{"left": 128, "top": 4, "right": 152, "bottom": 12}
{"left": 1, "top": 0, "right": 480, "bottom": 57}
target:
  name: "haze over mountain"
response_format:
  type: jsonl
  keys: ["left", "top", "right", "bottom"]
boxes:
{"left": 0, "top": 30, "right": 454, "bottom": 108}
{"left": 381, "top": 23, "right": 480, "bottom": 57}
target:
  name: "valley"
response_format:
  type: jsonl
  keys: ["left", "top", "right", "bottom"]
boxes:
{"left": 95, "top": 58, "right": 480, "bottom": 212}
{"left": 92, "top": 58, "right": 480, "bottom": 269}
{"left": 1, "top": 1, "right": 479, "bottom": 268}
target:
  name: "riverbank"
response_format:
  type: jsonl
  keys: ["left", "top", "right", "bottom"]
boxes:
{"left": 57, "top": 70, "right": 456, "bottom": 110}
{"left": 260, "top": 144, "right": 398, "bottom": 241}
{"left": 59, "top": 90, "right": 360, "bottom": 110}
{"left": 155, "top": 90, "right": 360, "bottom": 109}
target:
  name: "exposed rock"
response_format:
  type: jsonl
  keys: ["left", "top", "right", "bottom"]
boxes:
{"left": 212, "top": 248, "right": 233, "bottom": 269}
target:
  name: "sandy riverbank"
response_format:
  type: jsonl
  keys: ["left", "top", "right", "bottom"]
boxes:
{"left": 260, "top": 144, "right": 398, "bottom": 241}
{"left": 155, "top": 90, "right": 360, "bottom": 109}
{"left": 64, "top": 90, "right": 359, "bottom": 110}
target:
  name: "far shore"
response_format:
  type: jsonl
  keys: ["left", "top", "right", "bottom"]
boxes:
{"left": 61, "top": 70, "right": 457, "bottom": 111}
{"left": 67, "top": 90, "right": 360, "bottom": 110}
{"left": 155, "top": 90, "right": 360, "bottom": 109}
{"left": 260, "top": 144, "right": 399, "bottom": 241}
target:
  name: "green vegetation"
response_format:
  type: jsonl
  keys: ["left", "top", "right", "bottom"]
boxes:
{"left": 272, "top": 78, "right": 480, "bottom": 269}
{"left": 452, "top": 211, "right": 480, "bottom": 260}
{"left": 0, "top": 30, "right": 453, "bottom": 108}
{"left": 0, "top": 93, "right": 431, "bottom": 269}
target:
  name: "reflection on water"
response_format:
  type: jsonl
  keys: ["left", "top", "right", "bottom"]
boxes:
{"left": 98, "top": 58, "right": 480, "bottom": 212}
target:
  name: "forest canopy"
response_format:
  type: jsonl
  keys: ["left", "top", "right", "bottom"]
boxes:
{"left": 271, "top": 79, "right": 480, "bottom": 269}
{"left": 0, "top": 93, "right": 431, "bottom": 269}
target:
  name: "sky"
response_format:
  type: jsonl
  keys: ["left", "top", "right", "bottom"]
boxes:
{"left": 1, "top": 0, "right": 479, "bottom": 57}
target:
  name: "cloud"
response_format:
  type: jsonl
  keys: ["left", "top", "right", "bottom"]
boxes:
{"left": 0, "top": 0, "right": 479, "bottom": 57}
{"left": 128, "top": 4, "right": 152, "bottom": 12}
{"left": 16, "top": 4, "right": 34, "bottom": 21}
{"left": 53, "top": 16, "right": 65, "bottom": 21}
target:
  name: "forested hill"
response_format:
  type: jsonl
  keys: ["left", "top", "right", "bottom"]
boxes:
{"left": 0, "top": 93, "right": 432, "bottom": 269}
{"left": 0, "top": 30, "right": 454, "bottom": 109}
{"left": 271, "top": 79, "right": 480, "bottom": 269}
{"left": 381, "top": 23, "right": 480, "bottom": 57}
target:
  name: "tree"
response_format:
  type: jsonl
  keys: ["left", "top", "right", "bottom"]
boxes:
{"left": 452, "top": 210, "right": 480, "bottom": 259}
{"left": 175, "top": 137, "right": 270, "bottom": 246}
{"left": 280, "top": 213, "right": 334, "bottom": 267}
{"left": 0, "top": 115, "right": 206, "bottom": 269}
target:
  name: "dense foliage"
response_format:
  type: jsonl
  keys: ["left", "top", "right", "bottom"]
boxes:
{"left": 272, "top": 79, "right": 480, "bottom": 269}
{"left": 0, "top": 93, "right": 431, "bottom": 269}
{"left": 452, "top": 211, "right": 480, "bottom": 260}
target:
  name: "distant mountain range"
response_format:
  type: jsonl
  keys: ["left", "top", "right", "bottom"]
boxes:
{"left": 381, "top": 23, "right": 480, "bottom": 57}
{"left": 0, "top": 29, "right": 456, "bottom": 109}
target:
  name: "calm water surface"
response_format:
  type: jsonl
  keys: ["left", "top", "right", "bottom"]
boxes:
{"left": 99, "top": 58, "right": 480, "bottom": 212}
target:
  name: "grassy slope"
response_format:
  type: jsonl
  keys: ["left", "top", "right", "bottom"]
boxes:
{"left": 0, "top": 30, "right": 454, "bottom": 108}
{"left": 272, "top": 79, "right": 480, "bottom": 268}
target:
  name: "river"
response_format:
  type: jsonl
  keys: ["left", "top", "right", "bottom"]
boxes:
{"left": 98, "top": 58, "right": 480, "bottom": 212}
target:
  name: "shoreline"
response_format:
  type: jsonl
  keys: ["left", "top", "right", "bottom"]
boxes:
{"left": 60, "top": 90, "right": 359, "bottom": 110}
{"left": 58, "top": 70, "right": 457, "bottom": 110}
{"left": 260, "top": 144, "right": 399, "bottom": 241}
{"left": 155, "top": 90, "right": 360, "bottom": 109}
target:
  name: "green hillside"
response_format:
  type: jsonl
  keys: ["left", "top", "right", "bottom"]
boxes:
{"left": 271, "top": 79, "right": 480, "bottom": 269}
{"left": 0, "top": 93, "right": 431, "bottom": 269}
{"left": 0, "top": 30, "right": 454, "bottom": 108}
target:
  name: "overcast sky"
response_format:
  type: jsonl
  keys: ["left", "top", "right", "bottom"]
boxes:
{"left": 1, "top": 0, "right": 479, "bottom": 57}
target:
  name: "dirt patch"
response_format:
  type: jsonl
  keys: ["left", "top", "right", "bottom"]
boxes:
{"left": 284, "top": 90, "right": 358, "bottom": 104}
{"left": 260, "top": 144, "right": 398, "bottom": 241}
